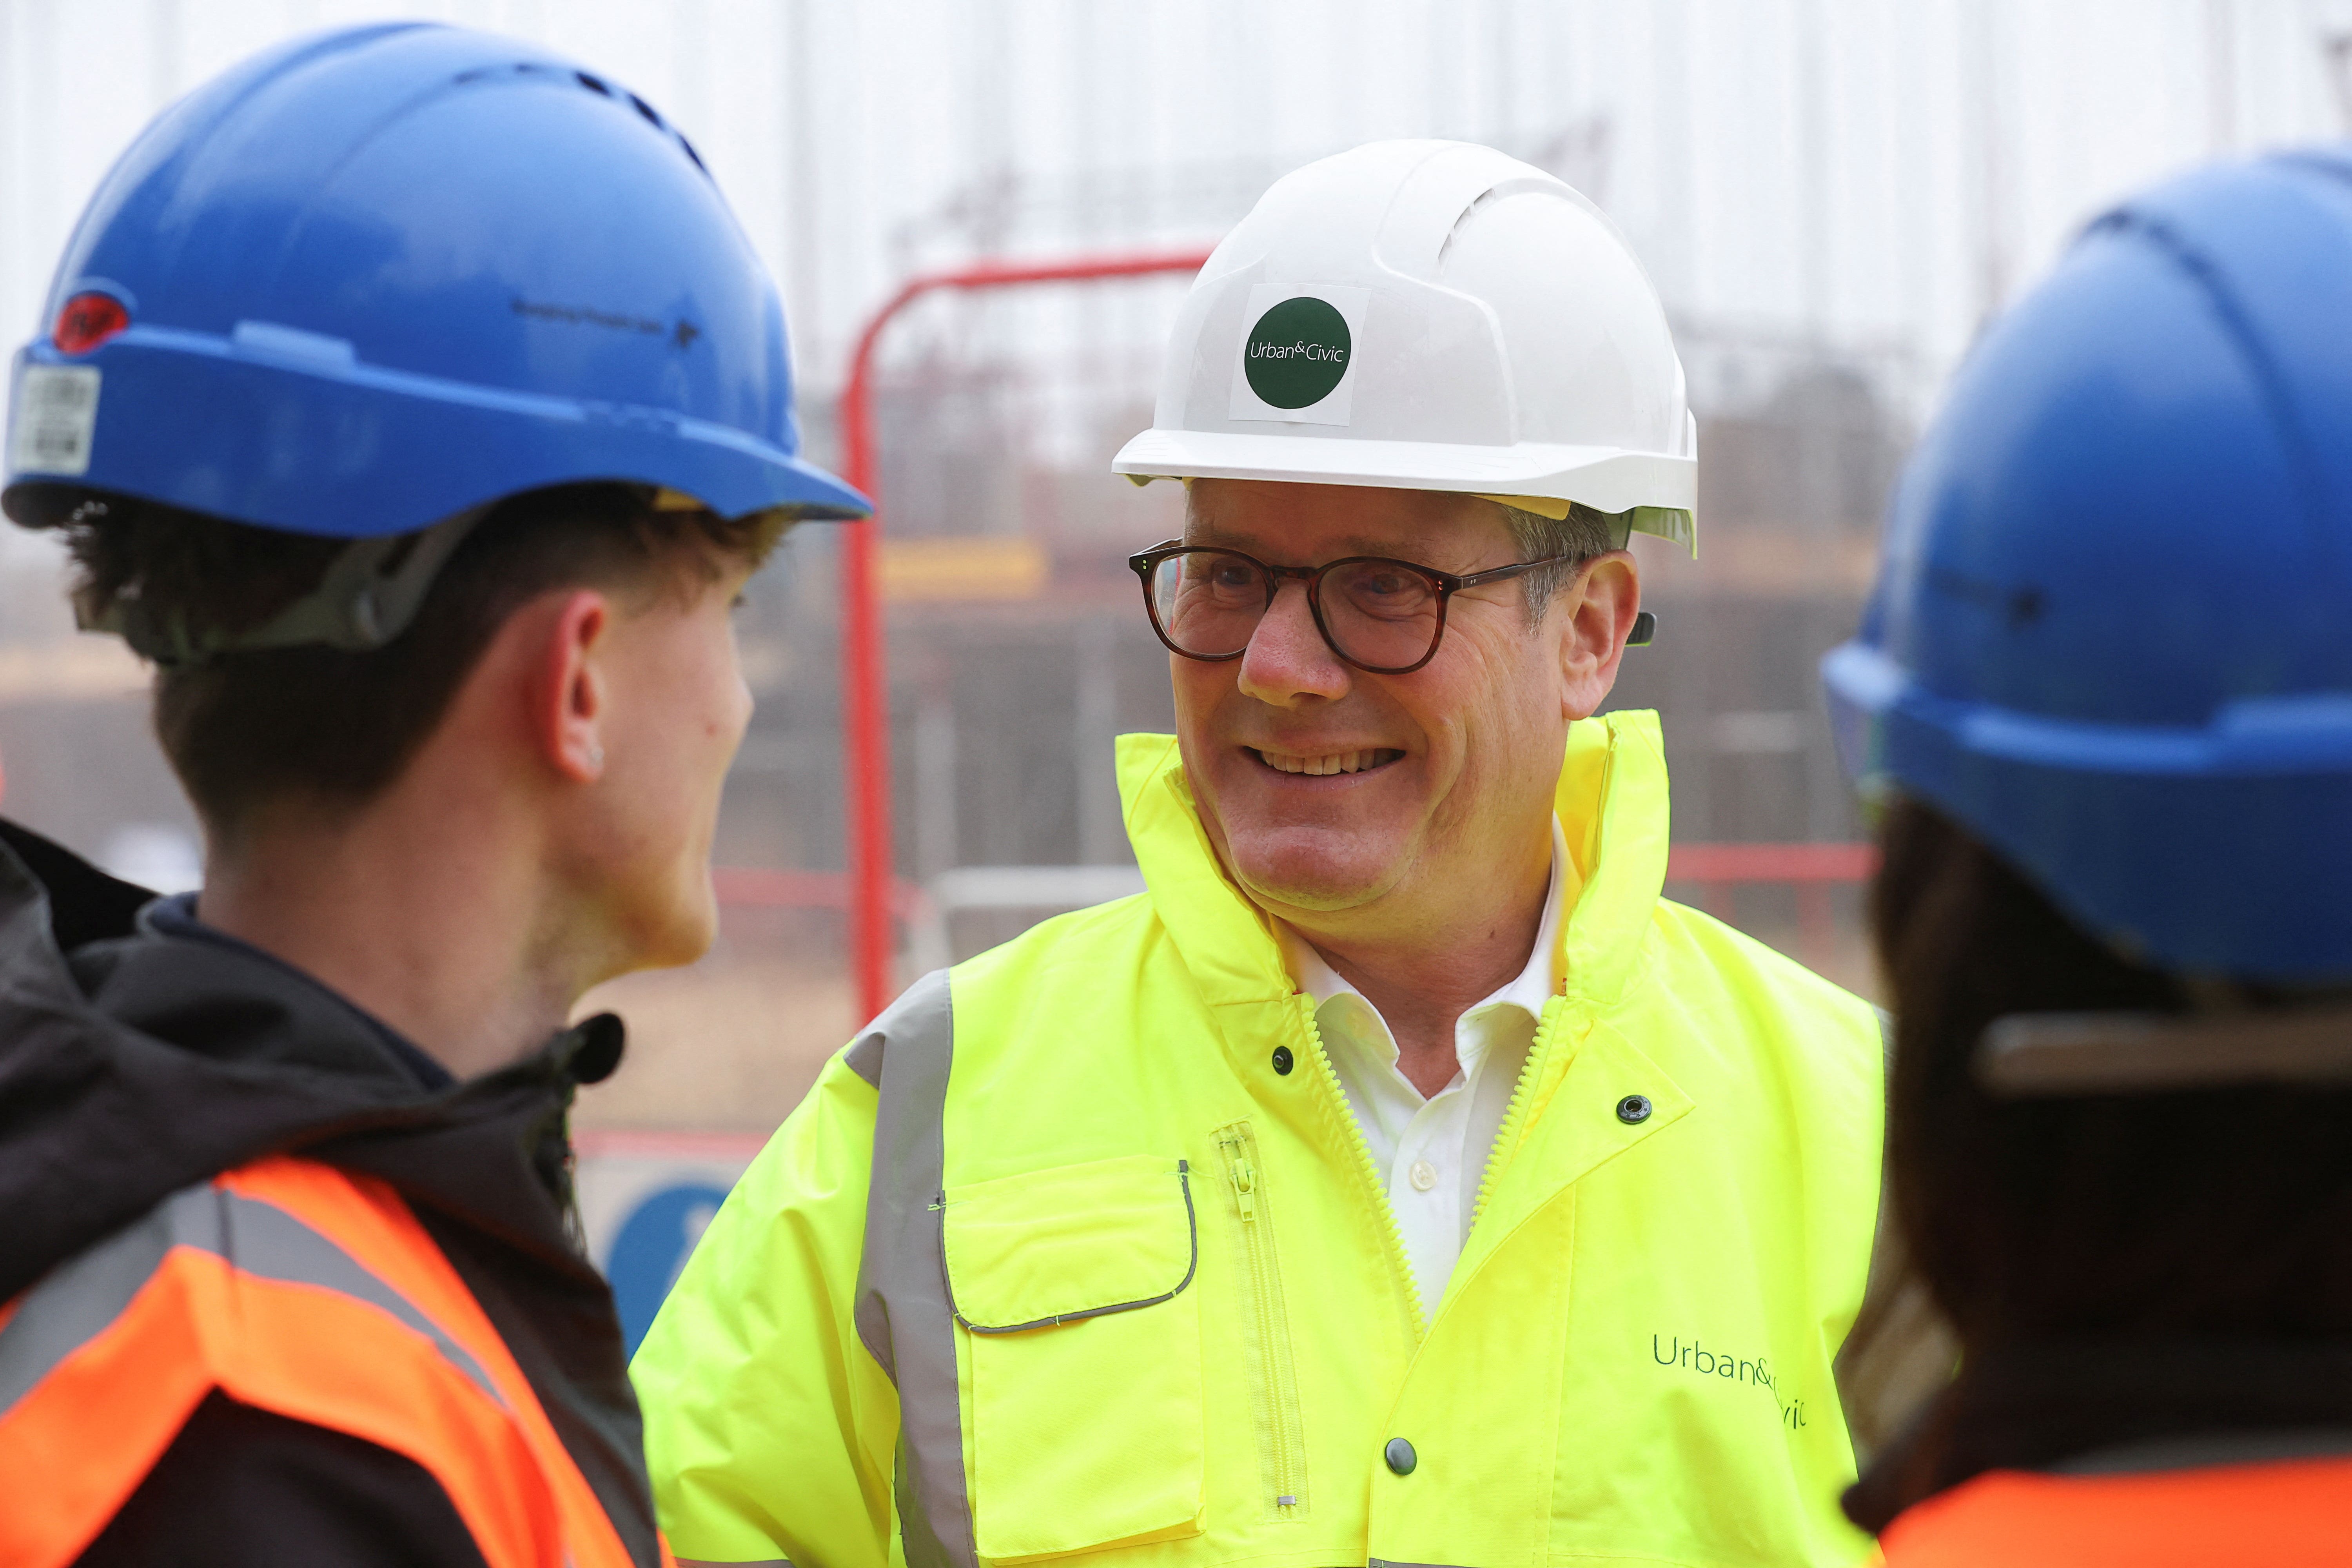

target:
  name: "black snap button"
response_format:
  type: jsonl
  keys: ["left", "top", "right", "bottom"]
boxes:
{"left": 1271, "top": 1045, "right": 1295, "bottom": 1076}
{"left": 1616, "top": 1094, "right": 1653, "bottom": 1125}
{"left": 1384, "top": 1436, "right": 1417, "bottom": 1475}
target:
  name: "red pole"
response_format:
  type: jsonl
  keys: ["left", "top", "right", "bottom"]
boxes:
{"left": 837, "top": 247, "right": 1214, "bottom": 1026}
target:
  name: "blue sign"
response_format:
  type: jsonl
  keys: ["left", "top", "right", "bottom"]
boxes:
{"left": 608, "top": 1180, "right": 734, "bottom": 1356}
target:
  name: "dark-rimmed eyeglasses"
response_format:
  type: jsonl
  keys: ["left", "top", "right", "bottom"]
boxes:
{"left": 1127, "top": 540, "right": 1571, "bottom": 675}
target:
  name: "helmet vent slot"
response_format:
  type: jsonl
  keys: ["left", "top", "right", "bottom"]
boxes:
{"left": 1435, "top": 185, "right": 1503, "bottom": 270}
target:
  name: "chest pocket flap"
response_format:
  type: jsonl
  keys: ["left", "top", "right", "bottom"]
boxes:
{"left": 941, "top": 1156, "right": 1204, "bottom": 1562}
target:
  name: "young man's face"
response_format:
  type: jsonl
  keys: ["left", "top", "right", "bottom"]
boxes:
{"left": 578, "top": 557, "right": 758, "bottom": 971}
{"left": 1169, "top": 480, "right": 1630, "bottom": 926}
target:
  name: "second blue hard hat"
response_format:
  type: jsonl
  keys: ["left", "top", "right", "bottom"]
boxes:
{"left": 2, "top": 21, "right": 867, "bottom": 538}
{"left": 1824, "top": 147, "right": 2352, "bottom": 982}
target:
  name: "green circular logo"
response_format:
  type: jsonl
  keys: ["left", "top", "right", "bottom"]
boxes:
{"left": 1243, "top": 296, "right": 1352, "bottom": 409}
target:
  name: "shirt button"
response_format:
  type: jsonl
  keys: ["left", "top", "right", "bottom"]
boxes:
{"left": 1408, "top": 1160, "right": 1438, "bottom": 1192}
{"left": 1385, "top": 1437, "right": 1418, "bottom": 1475}
{"left": 1271, "top": 1045, "right": 1294, "bottom": 1075}
{"left": 1616, "top": 1094, "right": 1653, "bottom": 1124}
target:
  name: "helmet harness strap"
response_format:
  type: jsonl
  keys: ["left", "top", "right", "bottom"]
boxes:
{"left": 1977, "top": 998, "right": 2352, "bottom": 1096}
{"left": 84, "top": 504, "right": 491, "bottom": 667}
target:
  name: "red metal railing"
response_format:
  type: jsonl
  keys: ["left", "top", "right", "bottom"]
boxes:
{"left": 1663, "top": 841, "right": 1879, "bottom": 969}
{"left": 1664, "top": 841, "right": 1877, "bottom": 883}
{"left": 836, "top": 248, "right": 1216, "bottom": 1024}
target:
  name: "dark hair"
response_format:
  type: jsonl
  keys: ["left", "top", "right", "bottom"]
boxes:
{"left": 1872, "top": 794, "right": 2352, "bottom": 1348}
{"left": 56, "top": 483, "right": 786, "bottom": 840}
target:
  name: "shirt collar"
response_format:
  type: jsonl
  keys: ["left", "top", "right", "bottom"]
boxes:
{"left": 1282, "top": 814, "right": 1569, "bottom": 1044}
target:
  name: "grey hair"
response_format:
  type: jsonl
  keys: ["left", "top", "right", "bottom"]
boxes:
{"left": 1493, "top": 501, "right": 1625, "bottom": 623}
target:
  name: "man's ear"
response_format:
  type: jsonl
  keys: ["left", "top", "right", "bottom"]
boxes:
{"left": 1558, "top": 551, "right": 1642, "bottom": 720}
{"left": 537, "top": 589, "right": 612, "bottom": 783}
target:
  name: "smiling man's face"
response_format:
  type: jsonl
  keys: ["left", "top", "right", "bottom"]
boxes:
{"left": 1171, "top": 479, "right": 1635, "bottom": 933}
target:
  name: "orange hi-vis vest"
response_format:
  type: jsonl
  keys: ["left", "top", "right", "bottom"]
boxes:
{"left": 0, "top": 1153, "right": 653, "bottom": 1568}
{"left": 1877, "top": 1457, "right": 2352, "bottom": 1567}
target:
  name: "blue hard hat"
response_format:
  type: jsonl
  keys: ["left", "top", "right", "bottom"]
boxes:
{"left": 1, "top": 21, "right": 867, "bottom": 538}
{"left": 1823, "top": 147, "right": 2352, "bottom": 982}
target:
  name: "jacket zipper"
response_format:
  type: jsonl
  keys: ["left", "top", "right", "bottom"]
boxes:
{"left": 1470, "top": 996, "right": 1565, "bottom": 1230}
{"left": 1296, "top": 996, "right": 1428, "bottom": 1336}
{"left": 1216, "top": 1122, "right": 1308, "bottom": 1517}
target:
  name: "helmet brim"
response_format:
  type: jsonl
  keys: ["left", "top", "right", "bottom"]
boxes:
{"left": 1111, "top": 426, "right": 1694, "bottom": 550}
{"left": 4, "top": 336, "right": 872, "bottom": 538}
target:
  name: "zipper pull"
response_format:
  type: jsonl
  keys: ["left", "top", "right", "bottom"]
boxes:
{"left": 1232, "top": 1156, "right": 1258, "bottom": 1222}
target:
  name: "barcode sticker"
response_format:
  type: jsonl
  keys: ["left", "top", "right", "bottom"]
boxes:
{"left": 8, "top": 365, "right": 102, "bottom": 477}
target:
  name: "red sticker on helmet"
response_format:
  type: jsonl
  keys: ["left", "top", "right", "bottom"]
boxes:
{"left": 54, "top": 292, "right": 129, "bottom": 355}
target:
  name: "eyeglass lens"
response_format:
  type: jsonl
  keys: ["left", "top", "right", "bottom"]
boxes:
{"left": 1147, "top": 549, "right": 1443, "bottom": 670}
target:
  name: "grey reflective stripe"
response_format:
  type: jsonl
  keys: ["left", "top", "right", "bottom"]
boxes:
{"left": 848, "top": 970, "right": 976, "bottom": 1568}
{"left": 0, "top": 1179, "right": 505, "bottom": 1419}
{"left": 1369, "top": 1559, "right": 1470, "bottom": 1566}
{"left": 844, "top": 1028, "right": 884, "bottom": 1090}
{"left": 0, "top": 1186, "right": 191, "bottom": 1417}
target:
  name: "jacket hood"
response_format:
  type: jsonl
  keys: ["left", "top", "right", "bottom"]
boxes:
{"left": 0, "top": 818, "right": 621, "bottom": 1303}
{"left": 1111, "top": 711, "right": 1670, "bottom": 1008}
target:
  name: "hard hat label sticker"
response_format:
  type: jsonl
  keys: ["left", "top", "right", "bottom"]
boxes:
{"left": 1230, "top": 284, "right": 1369, "bottom": 426}
{"left": 8, "top": 365, "right": 101, "bottom": 478}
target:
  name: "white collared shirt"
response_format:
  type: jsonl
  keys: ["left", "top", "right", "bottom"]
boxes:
{"left": 1279, "top": 817, "right": 1568, "bottom": 1307}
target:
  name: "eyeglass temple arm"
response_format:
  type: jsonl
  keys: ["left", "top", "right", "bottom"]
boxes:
{"left": 1446, "top": 556, "right": 1659, "bottom": 648}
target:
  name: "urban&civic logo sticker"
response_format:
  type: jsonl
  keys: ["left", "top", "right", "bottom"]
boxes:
{"left": 1229, "top": 283, "right": 1370, "bottom": 426}
{"left": 1244, "top": 296, "right": 1351, "bottom": 408}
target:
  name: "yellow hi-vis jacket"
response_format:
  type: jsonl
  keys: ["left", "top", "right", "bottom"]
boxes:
{"left": 634, "top": 713, "right": 1883, "bottom": 1568}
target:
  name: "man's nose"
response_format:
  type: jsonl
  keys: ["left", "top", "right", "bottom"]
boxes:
{"left": 1236, "top": 580, "right": 1350, "bottom": 705}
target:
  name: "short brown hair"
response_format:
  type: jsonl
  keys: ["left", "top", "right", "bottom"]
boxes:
{"left": 55, "top": 483, "right": 786, "bottom": 840}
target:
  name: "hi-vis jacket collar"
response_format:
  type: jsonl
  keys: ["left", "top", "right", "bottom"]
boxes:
{"left": 1113, "top": 711, "right": 1660, "bottom": 1013}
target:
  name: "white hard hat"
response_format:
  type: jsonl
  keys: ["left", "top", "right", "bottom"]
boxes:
{"left": 1114, "top": 139, "right": 1696, "bottom": 552}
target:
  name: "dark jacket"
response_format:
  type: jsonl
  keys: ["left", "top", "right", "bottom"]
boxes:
{"left": 0, "top": 818, "right": 660, "bottom": 1567}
